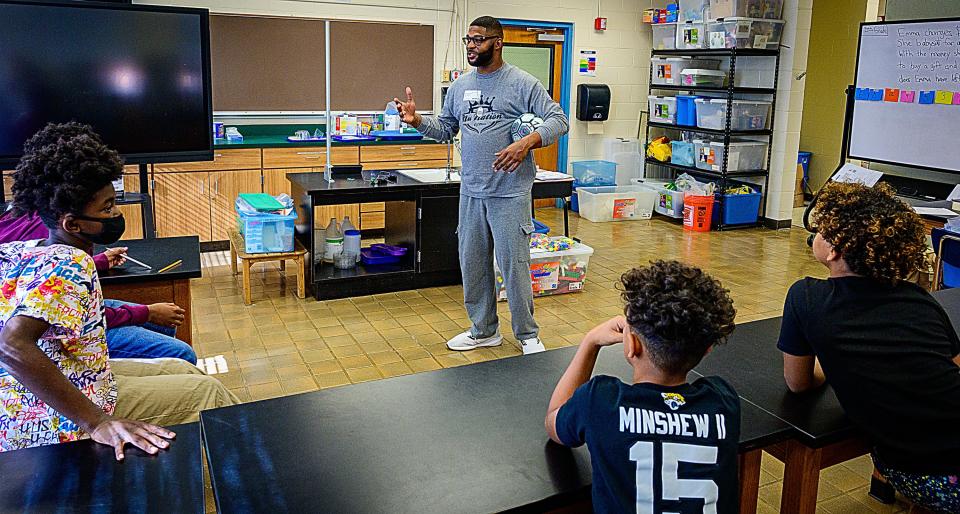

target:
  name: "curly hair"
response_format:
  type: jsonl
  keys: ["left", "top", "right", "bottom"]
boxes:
{"left": 11, "top": 122, "right": 123, "bottom": 228}
{"left": 619, "top": 260, "right": 736, "bottom": 375}
{"left": 812, "top": 181, "right": 926, "bottom": 283}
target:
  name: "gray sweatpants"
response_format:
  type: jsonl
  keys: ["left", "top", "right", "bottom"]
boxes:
{"left": 458, "top": 194, "right": 539, "bottom": 341}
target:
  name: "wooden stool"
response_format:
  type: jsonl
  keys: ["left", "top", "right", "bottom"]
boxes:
{"left": 228, "top": 229, "right": 307, "bottom": 305}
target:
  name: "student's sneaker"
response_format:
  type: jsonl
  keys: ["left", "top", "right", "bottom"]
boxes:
{"left": 520, "top": 337, "right": 546, "bottom": 355}
{"left": 446, "top": 331, "right": 503, "bottom": 351}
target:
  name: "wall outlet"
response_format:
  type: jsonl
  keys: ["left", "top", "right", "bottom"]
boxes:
{"left": 442, "top": 69, "right": 451, "bottom": 82}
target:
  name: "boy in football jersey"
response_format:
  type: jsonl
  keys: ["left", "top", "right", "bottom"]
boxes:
{"left": 545, "top": 260, "right": 740, "bottom": 513}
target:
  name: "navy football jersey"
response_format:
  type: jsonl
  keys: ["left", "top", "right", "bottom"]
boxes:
{"left": 556, "top": 375, "right": 741, "bottom": 514}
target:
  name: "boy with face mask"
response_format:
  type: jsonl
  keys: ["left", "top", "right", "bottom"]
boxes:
{"left": 0, "top": 123, "right": 237, "bottom": 457}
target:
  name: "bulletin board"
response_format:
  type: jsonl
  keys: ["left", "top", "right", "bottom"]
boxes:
{"left": 210, "top": 15, "right": 434, "bottom": 112}
{"left": 849, "top": 18, "right": 960, "bottom": 173}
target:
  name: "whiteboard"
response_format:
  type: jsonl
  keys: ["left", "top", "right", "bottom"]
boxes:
{"left": 849, "top": 19, "right": 960, "bottom": 173}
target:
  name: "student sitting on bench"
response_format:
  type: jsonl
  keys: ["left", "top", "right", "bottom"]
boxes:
{"left": 0, "top": 122, "right": 195, "bottom": 365}
{"left": 779, "top": 181, "right": 960, "bottom": 513}
{"left": 546, "top": 260, "right": 740, "bottom": 513}
{"left": 0, "top": 122, "right": 237, "bottom": 457}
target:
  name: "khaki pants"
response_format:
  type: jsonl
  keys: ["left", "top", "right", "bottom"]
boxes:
{"left": 110, "top": 358, "right": 240, "bottom": 426}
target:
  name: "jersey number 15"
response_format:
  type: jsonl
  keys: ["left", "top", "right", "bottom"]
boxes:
{"left": 629, "top": 441, "right": 720, "bottom": 514}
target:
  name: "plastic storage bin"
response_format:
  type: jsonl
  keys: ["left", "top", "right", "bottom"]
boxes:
{"left": 708, "top": 18, "right": 784, "bottom": 49}
{"left": 695, "top": 140, "right": 768, "bottom": 171}
{"left": 676, "top": 95, "right": 699, "bottom": 126}
{"left": 572, "top": 160, "right": 618, "bottom": 186}
{"left": 714, "top": 186, "right": 762, "bottom": 225}
{"left": 494, "top": 240, "right": 595, "bottom": 301}
{"left": 678, "top": 0, "right": 710, "bottom": 22}
{"left": 651, "top": 58, "right": 721, "bottom": 86}
{"left": 577, "top": 185, "right": 658, "bottom": 222}
{"left": 709, "top": 0, "right": 783, "bottom": 19}
{"left": 236, "top": 208, "right": 297, "bottom": 254}
{"left": 654, "top": 185, "right": 686, "bottom": 218}
{"left": 731, "top": 56, "right": 777, "bottom": 88}
{"left": 648, "top": 95, "right": 678, "bottom": 124}
{"left": 652, "top": 23, "right": 677, "bottom": 50}
{"left": 677, "top": 21, "right": 708, "bottom": 49}
{"left": 680, "top": 69, "right": 727, "bottom": 87}
{"left": 671, "top": 140, "right": 696, "bottom": 167}
{"left": 603, "top": 138, "right": 644, "bottom": 185}
{"left": 694, "top": 98, "right": 771, "bottom": 130}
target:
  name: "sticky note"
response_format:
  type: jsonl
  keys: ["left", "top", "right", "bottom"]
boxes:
{"left": 884, "top": 88, "right": 900, "bottom": 102}
{"left": 900, "top": 90, "right": 916, "bottom": 103}
{"left": 855, "top": 88, "right": 870, "bottom": 100}
{"left": 919, "top": 90, "right": 936, "bottom": 104}
{"left": 935, "top": 90, "right": 954, "bottom": 105}
{"left": 953, "top": 93, "right": 960, "bottom": 105}
{"left": 869, "top": 89, "right": 884, "bottom": 101}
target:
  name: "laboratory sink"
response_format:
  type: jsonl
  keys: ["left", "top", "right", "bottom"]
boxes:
{"left": 396, "top": 168, "right": 461, "bottom": 183}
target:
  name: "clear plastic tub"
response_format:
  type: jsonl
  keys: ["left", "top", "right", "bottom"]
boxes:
{"left": 680, "top": 69, "right": 727, "bottom": 87}
{"left": 640, "top": 181, "right": 686, "bottom": 219}
{"left": 679, "top": 0, "right": 710, "bottom": 22}
{"left": 651, "top": 57, "right": 721, "bottom": 86}
{"left": 652, "top": 23, "right": 677, "bottom": 50}
{"left": 694, "top": 140, "right": 769, "bottom": 171}
{"left": 676, "top": 21, "right": 708, "bottom": 49}
{"left": 576, "top": 185, "right": 659, "bottom": 222}
{"left": 707, "top": 18, "right": 784, "bottom": 49}
{"left": 572, "top": 160, "right": 618, "bottom": 186}
{"left": 236, "top": 209, "right": 297, "bottom": 254}
{"left": 709, "top": 0, "right": 784, "bottom": 19}
{"left": 495, "top": 240, "right": 595, "bottom": 300}
{"left": 648, "top": 95, "right": 678, "bottom": 124}
{"left": 730, "top": 56, "right": 777, "bottom": 88}
{"left": 694, "top": 98, "right": 771, "bottom": 130}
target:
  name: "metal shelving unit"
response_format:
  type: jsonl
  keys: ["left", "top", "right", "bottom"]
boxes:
{"left": 645, "top": 47, "right": 781, "bottom": 230}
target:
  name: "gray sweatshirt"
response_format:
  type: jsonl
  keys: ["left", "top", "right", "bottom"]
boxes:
{"left": 417, "top": 63, "right": 569, "bottom": 198}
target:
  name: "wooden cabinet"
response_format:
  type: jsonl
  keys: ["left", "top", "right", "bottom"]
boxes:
{"left": 210, "top": 169, "right": 263, "bottom": 242}
{"left": 360, "top": 159, "right": 450, "bottom": 171}
{"left": 153, "top": 172, "right": 213, "bottom": 241}
{"left": 118, "top": 172, "right": 144, "bottom": 240}
{"left": 154, "top": 149, "right": 260, "bottom": 173}
{"left": 360, "top": 144, "right": 449, "bottom": 163}
{"left": 262, "top": 146, "right": 359, "bottom": 168}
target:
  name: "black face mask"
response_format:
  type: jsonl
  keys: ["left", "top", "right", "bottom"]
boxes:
{"left": 469, "top": 45, "right": 495, "bottom": 67}
{"left": 72, "top": 213, "right": 126, "bottom": 245}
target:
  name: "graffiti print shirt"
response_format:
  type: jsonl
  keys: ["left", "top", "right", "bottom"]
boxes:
{"left": 0, "top": 240, "right": 115, "bottom": 451}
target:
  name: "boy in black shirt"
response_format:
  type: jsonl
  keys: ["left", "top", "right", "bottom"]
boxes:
{"left": 779, "top": 182, "right": 960, "bottom": 512}
{"left": 546, "top": 260, "right": 740, "bottom": 514}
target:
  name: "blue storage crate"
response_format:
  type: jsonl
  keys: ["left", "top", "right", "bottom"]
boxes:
{"left": 236, "top": 207, "right": 298, "bottom": 253}
{"left": 572, "top": 160, "right": 617, "bottom": 187}
{"left": 671, "top": 140, "right": 695, "bottom": 167}
{"left": 712, "top": 184, "right": 762, "bottom": 226}
{"left": 676, "top": 95, "right": 699, "bottom": 126}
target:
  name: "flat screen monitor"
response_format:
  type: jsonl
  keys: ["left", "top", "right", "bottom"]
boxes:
{"left": 0, "top": 1, "right": 212, "bottom": 167}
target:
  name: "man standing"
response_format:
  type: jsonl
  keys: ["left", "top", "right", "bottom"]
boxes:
{"left": 395, "top": 16, "right": 569, "bottom": 355}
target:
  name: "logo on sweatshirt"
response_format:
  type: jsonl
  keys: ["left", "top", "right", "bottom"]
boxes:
{"left": 661, "top": 392, "right": 686, "bottom": 411}
{"left": 461, "top": 94, "right": 504, "bottom": 134}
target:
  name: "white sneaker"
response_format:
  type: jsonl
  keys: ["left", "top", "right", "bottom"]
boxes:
{"left": 520, "top": 337, "right": 546, "bottom": 355}
{"left": 446, "top": 331, "right": 503, "bottom": 351}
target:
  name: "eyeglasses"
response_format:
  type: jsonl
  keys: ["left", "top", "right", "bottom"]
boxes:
{"left": 462, "top": 35, "right": 499, "bottom": 46}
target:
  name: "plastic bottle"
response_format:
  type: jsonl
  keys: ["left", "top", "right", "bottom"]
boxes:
{"left": 323, "top": 218, "right": 343, "bottom": 263}
{"left": 341, "top": 216, "right": 357, "bottom": 234}
{"left": 384, "top": 102, "right": 401, "bottom": 132}
{"left": 343, "top": 229, "right": 362, "bottom": 265}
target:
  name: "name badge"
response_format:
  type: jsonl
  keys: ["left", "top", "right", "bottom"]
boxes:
{"left": 463, "top": 90, "right": 481, "bottom": 101}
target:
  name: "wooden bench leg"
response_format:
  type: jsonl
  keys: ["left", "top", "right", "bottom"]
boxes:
{"left": 242, "top": 260, "right": 253, "bottom": 305}
{"left": 279, "top": 259, "right": 286, "bottom": 273}
{"left": 739, "top": 449, "right": 762, "bottom": 514}
{"left": 780, "top": 440, "right": 822, "bottom": 514}
{"left": 230, "top": 239, "right": 238, "bottom": 276}
{"left": 296, "top": 256, "right": 305, "bottom": 299}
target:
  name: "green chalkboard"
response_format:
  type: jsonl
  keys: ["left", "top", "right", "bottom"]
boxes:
{"left": 502, "top": 43, "right": 554, "bottom": 96}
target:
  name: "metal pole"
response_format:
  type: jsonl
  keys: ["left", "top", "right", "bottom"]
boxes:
{"left": 324, "top": 19, "right": 333, "bottom": 183}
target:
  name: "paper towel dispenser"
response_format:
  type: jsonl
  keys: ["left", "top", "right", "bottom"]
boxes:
{"left": 577, "top": 84, "right": 610, "bottom": 121}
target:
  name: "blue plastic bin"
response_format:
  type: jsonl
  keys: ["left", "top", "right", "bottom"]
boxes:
{"left": 671, "top": 140, "right": 695, "bottom": 167}
{"left": 712, "top": 184, "right": 762, "bottom": 226}
{"left": 532, "top": 219, "right": 550, "bottom": 234}
{"left": 572, "top": 160, "right": 618, "bottom": 187}
{"left": 676, "top": 95, "right": 699, "bottom": 126}
{"left": 236, "top": 207, "right": 298, "bottom": 253}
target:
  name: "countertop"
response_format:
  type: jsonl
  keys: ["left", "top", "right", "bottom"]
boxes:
{"left": 214, "top": 135, "right": 444, "bottom": 150}
{"left": 288, "top": 170, "right": 574, "bottom": 196}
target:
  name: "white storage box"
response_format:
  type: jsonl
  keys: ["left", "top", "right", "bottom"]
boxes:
{"left": 677, "top": 21, "right": 709, "bottom": 49}
{"left": 679, "top": 0, "right": 710, "bottom": 22}
{"left": 708, "top": 18, "right": 784, "bottom": 49}
{"left": 710, "top": 0, "right": 784, "bottom": 19}
{"left": 730, "top": 56, "right": 777, "bottom": 88}
{"left": 639, "top": 180, "right": 685, "bottom": 218}
{"left": 694, "top": 140, "right": 769, "bottom": 172}
{"left": 694, "top": 98, "right": 771, "bottom": 130}
{"left": 495, "top": 240, "right": 594, "bottom": 301}
{"left": 653, "top": 23, "right": 677, "bottom": 50}
{"left": 680, "top": 69, "right": 727, "bottom": 87}
{"left": 648, "top": 95, "right": 678, "bottom": 124}
{"left": 603, "top": 138, "right": 645, "bottom": 185}
{"left": 652, "top": 58, "right": 721, "bottom": 86}
{"left": 577, "top": 185, "right": 658, "bottom": 222}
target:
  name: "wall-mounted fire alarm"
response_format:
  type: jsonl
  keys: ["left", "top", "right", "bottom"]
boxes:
{"left": 594, "top": 17, "right": 607, "bottom": 31}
